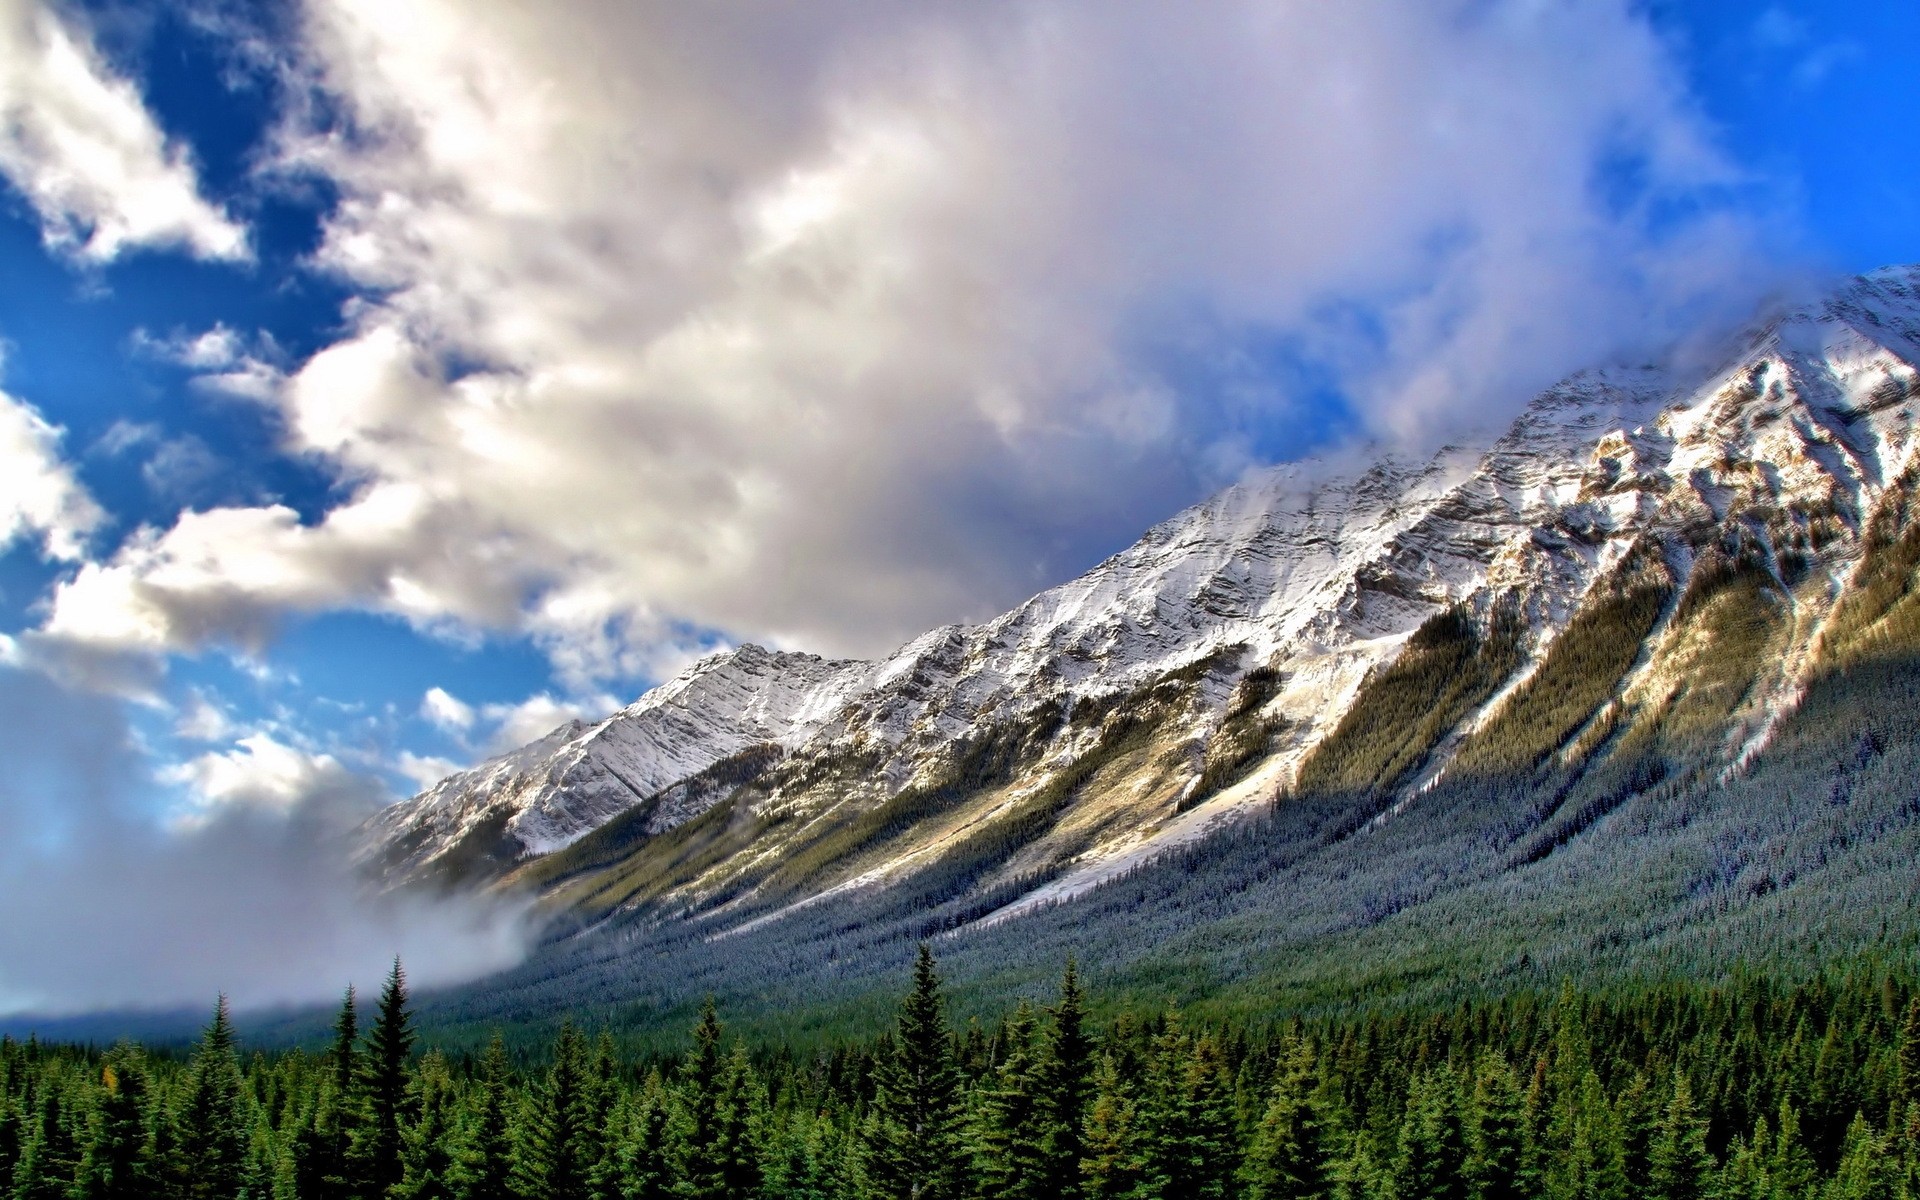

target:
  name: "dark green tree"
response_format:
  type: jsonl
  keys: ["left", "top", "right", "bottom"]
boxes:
{"left": 452, "top": 1035, "right": 516, "bottom": 1200}
{"left": 174, "top": 996, "right": 250, "bottom": 1200}
{"left": 1079, "top": 1055, "right": 1144, "bottom": 1200}
{"left": 970, "top": 1000, "right": 1047, "bottom": 1200}
{"left": 1645, "top": 1072, "right": 1712, "bottom": 1200}
{"left": 612, "top": 1071, "right": 673, "bottom": 1200}
{"left": 1135, "top": 1017, "right": 1237, "bottom": 1200}
{"left": 1462, "top": 1053, "right": 1525, "bottom": 1200}
{"left": 863, "top": 945, "right": 965, "bottom": 1200}
{"left": 353, "top": 961, "right": 417, "bottom": 1199}
{"left": 1035, "top": 961, "right": 1093, "bottom": 1200}
{"left": 517, "top": 1022, "right": 591, "bottom": 1200}
{"left": 395, "top": 1051, "right": 458, "bottom": 1200}
{"left": 1240, "top": 1036, "right": 1332, "bottom": 1200}
{"left": 13, "top": 1085, "right": 80, "bottom": 1200}
{"left": 76, "top": 1046, "right": 154, "bottom": 1200}
{"left": 1392, "top": 1066, "right": 1467, "bottom": 1200}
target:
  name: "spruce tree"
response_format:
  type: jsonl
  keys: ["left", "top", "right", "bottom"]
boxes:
{"left": 1826, "top": 1113, "right": 1899, "bottom": 1200}
{"left": 1135, "top": 1016, "right": 1237, "bottom": 1200}
{"left": 1392, "top": 1066, "right": 1467, "bottom": 1200}
{"left": 1463, "top": 1053, "right": 1524, "bottom": 1200}
{"left": 174, "top": 996, "right": 250, "bottom": 1200}
{"left": 1080, "top": 1055, "right": 1144, "bottom": 1200}
{"left": 1240, "top": 1036, "right": 1331, "bottom": 1200}
{"left": 452, "top": 1036, "right": 516, "bottom": 1200}
{"left": 1645, "top": 1071, "right": 1712, "bottom": 1200}
{"left": 1897, "top": 997, "right": 1920, "bottom": 1119}
{"left": 354, "top": 960, "right": 417, "bottom": 1199}
{"left": 970, "top": 1001, "right": 1047, "bottom": 1200}
{"left": 395, "top": 1051, "right": 457, "bottom": 1200}
{"left": 293, "top": 986, "right": 362, "bottom": 1200}
{"left": 612, "top": 1071, "right": 673, "bottom": 1200}
{"left": 517, "top": 1021, "right": 590, "bottom": 1200}
{"left": 671, "top": 1000, "right": 729, "bottom": 1200}
{"left": 1035, "top": 961, "right": 1093, "bottom": 1200}
{"left": 0, "top": 1097, "right": 21, "bottom": 1192}
{"left": 76, "top": 1046, "right": 154, "bottom": 1200}
{"left": 863, "top": 945, "right": 965, "bottom": 1200}
{"left": 13, "top": 1085, "right": 79, "bottom": 1200}
{"left": 581, "top": 1033, "right": 619, "bottom": 1200}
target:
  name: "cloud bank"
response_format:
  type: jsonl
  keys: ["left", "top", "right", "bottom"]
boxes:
{"left": 0, "top": 663, "right": 531, "bottom": 1015}
{"left": 30, "top": 0, "right": 1779, "bottom": 680}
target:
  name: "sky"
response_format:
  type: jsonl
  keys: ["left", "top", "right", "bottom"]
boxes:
{"left": 0, "top": 0, "right": 1914, "bottom": 1015}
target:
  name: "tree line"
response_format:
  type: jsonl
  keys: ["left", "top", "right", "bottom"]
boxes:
{"left": 6, "top": 950, "right": 1920, "bottom": 1199}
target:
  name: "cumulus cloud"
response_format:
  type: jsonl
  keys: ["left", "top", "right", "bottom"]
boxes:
{"left": 0, "top": 0, "right": 247, "bottom": 262}
{"left": 132, "top": 324, "right": 287, "bottom": 401}
{"left": 418, "top": 685, "right": 473, "bottom": 734}
{"left": 0, "top": 662, "right": 530, "bottom": 1015}
{"left": 40, "top": 0, "right": 1780, "bottom": 678}
{"left": 0, "top": 386, "right": 102, "bottom": 561}
{"left": 478, "top": 691, "right": 617, "bottom": 755}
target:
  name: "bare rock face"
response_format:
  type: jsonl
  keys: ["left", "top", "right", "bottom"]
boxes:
{"left": 363, "top": 267, "right": 1920, "bottom": 909}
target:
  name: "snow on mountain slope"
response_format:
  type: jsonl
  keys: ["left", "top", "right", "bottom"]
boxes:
{"left": 360, "top": 644, "right": 864, "bottom": 879}
{"left": 365, "top": 267, "right": 1920, "bottom": 901}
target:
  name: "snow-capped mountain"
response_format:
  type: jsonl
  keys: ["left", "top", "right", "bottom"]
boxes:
{"left": 365, "top": 267, "right": 1920, "bottom": 924}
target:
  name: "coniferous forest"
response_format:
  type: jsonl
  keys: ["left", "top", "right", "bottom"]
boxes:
{"left": 10, "top": 948, "right": 1920, "bottom": 1200}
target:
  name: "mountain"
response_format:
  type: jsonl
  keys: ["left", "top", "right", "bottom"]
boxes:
{"left": 365, "top": 267, "right": 1920, "bottom": 1030}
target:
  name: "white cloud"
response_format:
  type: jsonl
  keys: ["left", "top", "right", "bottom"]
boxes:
{"left": 479, "top": 691, "right": 617, "bottom": 754}
{"left": 173, "top": 689, "right": 236, "bottom": 742}
{"left": 0, "top": 0, "right": 247, "bottom": 262}
{"left": 161, "top": 731, "right": 376, "bottom": 824}
{"left": 419, "top": 685, "right": 473, "bottom": 733}
{"left": 394, "top": 750, "right": 461, "bottom": 790}
{"left": 0, "top": 386, "right": 102, "bottom": 560}
{"left": 133, "top": 324, "right": 286, "bottom": 401}
{"left": 39, "top": 0, "right": 1780, "bottom": 679}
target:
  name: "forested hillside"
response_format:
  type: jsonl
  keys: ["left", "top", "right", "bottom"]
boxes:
{"left": 11, "top": 952, "right": 1920, "bottom": 1200}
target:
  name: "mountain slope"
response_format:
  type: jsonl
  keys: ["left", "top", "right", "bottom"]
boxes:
{"left": 367, "top": 267, "right": 1920, "bottom": 978}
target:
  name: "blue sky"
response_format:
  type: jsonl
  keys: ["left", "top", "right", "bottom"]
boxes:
{"left": 0, "top": 0, "right": 1914, "bottom": 1009}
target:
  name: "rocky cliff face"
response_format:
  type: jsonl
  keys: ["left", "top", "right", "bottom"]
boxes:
{"left": 364, "top": 268, "right": 1920, "bottom": 927}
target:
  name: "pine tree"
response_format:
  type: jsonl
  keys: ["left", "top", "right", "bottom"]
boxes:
{"left": 863, "top": 945, "right": 965, "bottom": 1200}
{"left": 293, "top": 986, "right": 362, "bottom": 1200}
{"left": 1463, "top": 1053, "right": 1524, "bottom": 1200}
{"left": 353, "top": 960, "right": 417, "bottom": 1199}
{"left": 1645, "top": 1072, "right": 1713, "bottom": 1200}
{"left": 971, "top": 1001, "right": 1047, "bottom": 1200}
{"left": 395, "top": 1051, "right": 458, "bottom": 1200}
{"left": 1896, "top": 997, "right": 1920, "bottom": 1119}
{"left": 1769, "top": 1099, "right": 1818, "bottom": 1199}
{"left": 452, "top": 1036, "right": 516, "bottom": 1200}
{"left": 1614, "top": 1071, "right": 1657, "bottom": 1196}
{"left": 1392, "top": 1066, "right": 1467, "bottom": 1200}
{"left": 1135, "top": 1016, "right": 1237, "bottom": 1200}
{"left": 1080, "top": 1055, "right": 1144, "bottom": 1200}
{"left": 13, "top": 1084, "right": 80, "bottom": 1200}
{"left": 0, "top": 1097, "right": 22, "bottom": 1193}
{"left": 174, "top": 996, "right": 251, "bottom": 1200}
{"left": 1035, "top": 961, "right": 1093, "bottom": 1200}
{"left": 1826, "top": 1113, "right": 1899, "bottom": 1200}
{"left": 612, "top": 1071, "right": 673, "bottom": 1200}
{"left": 1240, "top": 1036, "right": 1331, "bottom": 1200}
{"left": 713, "top": 1045, "right": 763, "bottom": 1200}
{"left": 580, "top": 1034, "right": 619, "bottom": 1200}
{"left": 517, "top": 1022, "right": 591, "bottom": 1200}
{"left": 671, "top": 1000, "right": 730, "bottom": 1200}
{"left": 76, "top": 1046, "right": 154, "bottom": 1200}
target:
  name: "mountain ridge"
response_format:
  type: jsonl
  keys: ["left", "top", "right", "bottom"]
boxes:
{"left": 363, "top": 265, "right": 1920, "bottom": 956}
